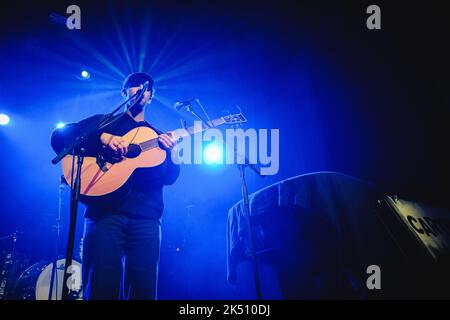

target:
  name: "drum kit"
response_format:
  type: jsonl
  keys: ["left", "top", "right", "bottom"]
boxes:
{"left": 0, "top": 178, "right": 83, "bottom": 300}
{"left": 12, "top": 258, "right": 82, "bottom": 300}
{"left": 0, "top": 231, "right": 83, "bottom": 300}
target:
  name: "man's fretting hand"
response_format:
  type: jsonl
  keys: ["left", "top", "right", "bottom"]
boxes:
{"left": 158, "top": 132, "right": 177, "bottom": 150}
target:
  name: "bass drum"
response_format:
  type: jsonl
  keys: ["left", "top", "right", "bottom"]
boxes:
{"left": 12, "top": 259, "right": 82, "bottom": 300}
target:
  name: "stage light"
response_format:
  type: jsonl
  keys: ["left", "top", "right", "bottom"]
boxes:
{"left": 203, "top": 143, "right": 223, "bottom": 164}
{"left": 56, "top": 122, "right": 66, "bottom": 129}
{"left": 0, "top": 114, "right": 10, "bottom": 126}
{"left": 81, "top": 70, "right": 90, "bottom": 79}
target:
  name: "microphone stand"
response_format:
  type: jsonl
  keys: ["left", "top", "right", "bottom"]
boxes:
{"left": 48, "top": 176, "right": 65, "bottom": 300}
{"left": 193, "top": 99, "right": 214, "bottom": 128}
{"left": 51, "top": 85, "right": 147, "bottom": 300}
{"left": 186, "top": 107, "right": 213, "bottom": 128}
{"left": 237, "top": 159, "right": 264, "bottom": 300}
{"left": 181, "top": 101, "right": 264, "bottom": 299}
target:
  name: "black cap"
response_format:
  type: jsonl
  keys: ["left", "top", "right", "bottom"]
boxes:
{"left": 122, "top": 72, "right": 154, "bottom": 91}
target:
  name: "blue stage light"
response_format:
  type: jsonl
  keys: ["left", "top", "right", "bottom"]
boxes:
{"left": 0, "top": 114, "right": 10, "bottom": 126}
{"left": 203, "top": 143, "right": 223, "bottom": 164}
{"left": 56, "top": 122, "right": 66, "bottom": 129}
{"left": 81, "top": 70, "right": 90, "bottom": 79}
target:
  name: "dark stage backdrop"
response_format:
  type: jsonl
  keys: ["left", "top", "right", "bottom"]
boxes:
{"left": 0, "top": 0, "right": 448, "bottom": 299}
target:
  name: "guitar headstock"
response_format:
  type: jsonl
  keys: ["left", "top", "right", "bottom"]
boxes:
{"left": 222, "top": 113, "right": 247, "bottom": 125}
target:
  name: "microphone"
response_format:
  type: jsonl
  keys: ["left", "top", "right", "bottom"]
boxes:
{"left": 135, "top": 81, "right": 149, "bottom": 97}
{"left": 174, "top": 98, "right": 197, "bottom": 111}
{"left": 126, "top": 81, "right": 150, "bottom": 112}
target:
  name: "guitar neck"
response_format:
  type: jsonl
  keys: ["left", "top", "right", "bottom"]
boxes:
{"left": 138, "top": 117, "right": 226, "bottom": 151}
{"left": 180, "top": 118, "right": 225, "bottom": 137}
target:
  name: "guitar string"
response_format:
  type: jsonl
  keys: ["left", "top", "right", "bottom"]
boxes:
{"left": 136, "top": 115, "right": 238, "bottom": 151}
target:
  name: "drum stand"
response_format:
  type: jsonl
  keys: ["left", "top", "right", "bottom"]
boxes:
{"left": 0, "top": 231, "right": 21, "bottom": 299}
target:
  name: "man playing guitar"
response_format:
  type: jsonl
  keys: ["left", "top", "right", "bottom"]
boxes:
{"left": 51, "top": 72, "right": 179, "bottom": 300}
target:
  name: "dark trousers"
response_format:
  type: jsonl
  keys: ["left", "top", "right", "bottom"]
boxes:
{"left": 82, "top": 214, "right": 161, "bottom": 300}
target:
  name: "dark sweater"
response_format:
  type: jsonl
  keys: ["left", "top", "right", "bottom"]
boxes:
{"left": 51, "top": 113, "right": 180, "bottom": 220}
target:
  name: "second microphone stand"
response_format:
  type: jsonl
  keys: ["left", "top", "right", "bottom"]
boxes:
{"left": 180, "top": 100, "right": 264, "bottom": 299}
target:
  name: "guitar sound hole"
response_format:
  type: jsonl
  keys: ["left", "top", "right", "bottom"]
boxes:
{"left": 99, "top": 143, "right": 141, "bottom": 164}
{"left": 125, "top": 144, "right": 141, "bottom": 159}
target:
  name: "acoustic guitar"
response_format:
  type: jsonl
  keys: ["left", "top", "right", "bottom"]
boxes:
{"left": 61, "top": 113, "right": 246, "bottom": 196}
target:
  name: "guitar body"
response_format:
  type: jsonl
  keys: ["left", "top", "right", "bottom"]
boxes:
{"left": 62, "top": 126, "right": 166, "bottom": 196}
{"left": 59, "top": 112, "right": 246, "bottom": 197}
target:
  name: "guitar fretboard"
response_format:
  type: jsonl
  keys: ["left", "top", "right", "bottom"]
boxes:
{"left": 139, "top": 139, "right": 159, "bottom": 151}
{"left": 137, "top": 118, "right": 225, "bottom": 152}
